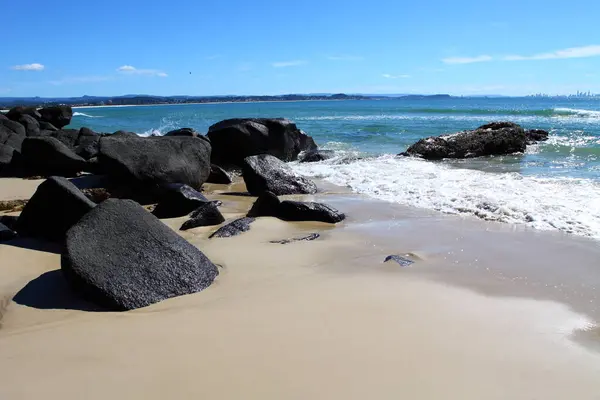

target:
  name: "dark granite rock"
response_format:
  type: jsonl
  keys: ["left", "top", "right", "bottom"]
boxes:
{"left": 270, "top": 233, "right": 320, "bottom": 244}
{"left": 152, "top": 184, "right": 210, "bottom": 219}
{"left": 74, "top": 127, "right": 101, "bottom": 159}
{"left": 39, "top": 121, "right": 58, "bottom": 131}
{"left": 384, "top": 255, "right": 415, "bottom": 267}
{"left": 403, "top": 121, "right": 528, "bottom": 160}
{"left": 247, "top": 191, "right": 344, "bottom": 223}
{"left": 207, "top": 118, "right": 317, "bottom": 166}
{"left": 61, "top": 199, "right": 219, "bottom": 311}
{"left": 299, "top": 149, "right": 335, "bottom": 163}
{"left": 51, "top": 129, "right": 80, "bottom": 149}
{"left": 525, "top": 129, "right": 549, "bottom": 143}
{"left": 242, "top": 154, "right": 317, "bottom": 195}
{"left": 0, "top": 222, "right": 17, "bottom": 242}
{"left": 98, "top": 135, "right": 211, "bottom": 190}
{"left": 39, "top": 105, "right": 73, "bottom": 128}
{"left": 0, "top": 215, "right": 19, "bottom": 230}
{"left": 6, "top": 106, "right": 41, "bottom": 121}
{"left": 180, "top": 202, "right": 225, "bottom": 230}
{"left": 112, "top": 130, "right": 139, "bottom": 137}
{"left": 164, "top": 128, "right": 199, "bottom": 137}
{"left": 207, "top": 164, "right": 233, "bottom": 184}
{"left": 20, "top": 136, "right": 87, "bottom": 176}
{"left": 209, "top": 217, "right": 255, "bottom": 238}
{"left": 0, "top": 144, "right": 17, "bottom": 173}
{"left": 0, "top": 118, "right": 26, "bottom": 152}
{"left": 14, "top": 176, "right": 96, "bottom": 241}
{"left": 18, "top": 115, "right": 40, "bottom": 137}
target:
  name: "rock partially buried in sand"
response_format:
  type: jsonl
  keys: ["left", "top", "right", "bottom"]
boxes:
{"left": 242, "top": 154, "right": 317, "bottom": 196}
{"left": 98, "top": 135, "right": 211, "bottom": 190}
{"left": 384, "top": 255, "right": 415, "bottom": 267}
{"left": 247, "top": 191, "right": 345, "bottom": 223}
{"left": 14, "top": 176, "right": 96, "bottom": 241}
{"left": 209, "top": 217, "right": 255, "bottom": 238}
{"left": 207, "top": 118, "right": 317, "bottom": 166}
{"left": 152, "top": 183, "right": 211, "bottom": 219}
{"left": 180, "top": 201, "right": 225, "bottom": 231}
{"left": 207, "top": 164, "right": 233, "bottom": 184}
{"left": 270, "top": 233, "right": 320, "bottom": 244}
{"left": 402, "top": 121, "right": 529, "bottom": 160}
{"left": 62, "top": 199, "right": 219, "bottom": 311}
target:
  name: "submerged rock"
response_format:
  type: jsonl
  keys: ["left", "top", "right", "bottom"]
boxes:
{"left": 403, "top": 121, "right": 528, "bottom": 160}
{"left": 14, "top": 176, "right": 96, "bottom": 241}
{"left": 384, "top": 255, "right": 415, "bottom": 267}
{"left": 242, "top": 154, "right": 317, "bottom": 195}
{"left": 209, "top": 217, "right": 255, "bottom": 238}
{"left": 207, "top": 118, "right": 317, "bottom": 166}
{"left": 98, "top": 135, "right": 211, "bottom": 190}
{"left": 180, "top": 202, "right": 225, "bottom": 230}
{"left": 152, "top": 183, "right": 210, "bottom": 219}
{"left": 61, "top": 199, "right": 219, "bottom": 310}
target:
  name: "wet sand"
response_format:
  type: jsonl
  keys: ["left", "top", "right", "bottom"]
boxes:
{"left": 1, "top": 177, "right": 600, "bottom": 399}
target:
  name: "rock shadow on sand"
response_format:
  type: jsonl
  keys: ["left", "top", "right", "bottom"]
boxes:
{"left": 13, "top": 270, "right": 106, "bottom": 312}
{"left": 2, "top": 237, "right": 62, "bottom": 254}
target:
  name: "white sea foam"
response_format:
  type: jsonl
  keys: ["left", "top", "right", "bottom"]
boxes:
{"left": 73, "top": 112, "right": 102, "bottom": 118}
{"left": 554, "top": 107, "right": 600, "bottom": 118}
{"left": 292, "top": 154, "right": 600, "bottom": 240}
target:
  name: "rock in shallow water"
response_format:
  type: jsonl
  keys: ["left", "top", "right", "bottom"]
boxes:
{"left": 270, "top": 233, "right": 320, "bottom": 244}
{"left": 209, "top": 217, "right": 255, "bottom": 238}
{"left": 242, "top": 154, "right": 317, "bottom": 195}
{"left": 180, "top": 202, "right": 225, "bottom": 230}
{"left": 299, "top": 149, "right": 335, "bottom": 163}
{"left": 61, "top": 199, "right": 219, "bottom": 311}
{"left": 247, "top": 191, "right": 345, "bottom": 223}
{"left": 384, "top": 255, "right": 415, "bottom": 267}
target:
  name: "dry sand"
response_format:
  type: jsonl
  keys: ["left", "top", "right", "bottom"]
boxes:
{"left": 1, "top": 177, "right": 600, "bottom": 399}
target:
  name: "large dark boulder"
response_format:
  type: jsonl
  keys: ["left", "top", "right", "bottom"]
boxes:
{"left": 6, "top": 106, "right": 41, "bottom": 121}
{"left": 51, "top": 129, "right": 80, "bottom": 149}
{"left": 0, "top": 118, "right": 26, "bottom": 151}
{"left": 248, "top": 191, "right": 345, "bottom": 223}
{"left": 0, "top": 144, "right": 17, "bottom": 172}
{"left": 164, "top": 128, "right": 199, "bottom": 137}
{"left": 39, "top": 121, "right": 59, "bottom": 131}
{"left": 112, "top": 130, "right": 139, "bottom": 137}
{"left": 207, "top": 164, "right": 232, "bottom": 184}
{"left": 39, "top": 105, "right": 73, "bottom": 129}
{"left": 207, "top": 118, "right": 317, "bottom": 166}
{"left": 180, "top": 202, "right": 225, "bottom": 230}
{"left": 18, "top": 114, "right": 40, "bottom": 137}
{"left": 98, "top": 135, "right": 211, "bottom": 190}
{"left": 74, "top": 127, "right": 100, "bottom": 159}
{"left": 20, "top": 136, "right": 87, "bottom": 176}
{"left": 152, "top": 183, "right": 210, "bottom": 219}
{"left": 403, "top": 122, "right": 528, "bottom": 160}
{"left": 299, "top": 149, "right": 335, "bottom": 163}
{"left": 209, "top": 217, "right": 255, "bottom": 238}
{"left": 61, "top": 199, "right": 219, "bottom": 310}
{"left": 242, "top": 154, "right": 317, "bottom": 195}
{"left": 14, "top": 176, "right": 96, "bottom": 241}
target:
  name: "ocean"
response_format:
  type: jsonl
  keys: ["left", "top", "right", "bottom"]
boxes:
{"left": 73, "top": 98, "right": 600, "bottom": 240}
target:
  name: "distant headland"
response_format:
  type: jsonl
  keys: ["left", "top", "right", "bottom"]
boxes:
{"left": 0, "top": 93, "right": 452, "bottom": 109}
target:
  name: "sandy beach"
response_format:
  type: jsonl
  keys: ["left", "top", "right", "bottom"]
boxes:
{"left": 0, "top": 176, "right": 599, "bottom": 399}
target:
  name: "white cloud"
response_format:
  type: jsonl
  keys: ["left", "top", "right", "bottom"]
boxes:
{"left": 382, "top": 73, "right": 411, "bottom": 79}
{"left": 327, "top": 55, "right": 363, "bottom": 61}
{"left": 116, "top": 65, "right": 168, "bottom": 77}
{"left": 504, "top": 45, "right": 600, "bottom": 61}
{"left": 11, "top": 63, "right": 45, "bottom": 71}
{"left": 272, "top": 60, "right": 307, "bottom": 68}
{"left": 442, "top": 55, "right": 493, "bottom": 64}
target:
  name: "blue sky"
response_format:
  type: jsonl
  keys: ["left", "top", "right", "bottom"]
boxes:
{"left": 3, "top": 0, "right": 600, "bottom": 97}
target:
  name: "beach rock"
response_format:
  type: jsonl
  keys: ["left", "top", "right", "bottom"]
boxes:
{"left": 248, "top": 191, "right": 345, "bottom": 223}
{"left": 299, "top": 149, "right": 335, "bottom": 163}
{"left": 61, "top": 199, "right": 219, "bottom": 311}
{"left": 0, "top": 114, "right": 7, "bottom": 121}
{"left": 39, "top": 121, "right": 59, "bottom": 131}
{"left": 0, "top": 118, "right": 26, "bottom": 151}
{"left": 74, "top": 127, "right": 101, "bottom": 159}
{"left": 152, "top": 183, "right": 211, "bottom": 219}
{"left": 384, "top": 255, "right": 415, "bottom": 267}
{"left": 207, "top": 164, "right": 233, "bottom": 184}
{"left": 14, "top": 176, "right": 96, "bottom": 241}
{"left": 51, "top": 129, "right": 80, "bottom": 149}
{"left": 0, "top": 222, "right": 17, "bottom": 242}
{"left": 98, "top": 135, "right": 211, "bottom": 190}
{"left": 270, "top": 233, "right": 320, "bottom": 244}
{"left": 6, "top": 106, "right": 41, "bottom": 121}
{"left": 39, "top": 105, "right": 73, "bottom": 128}
{"left": 164, "top": 128, "right": 199, "bottom": 137}
{"left": 0, "top": 215, "right": 19, "bottom": 230}
{"left": 207, "top": 118, "right": 317, "bottom": 165}
{"left": 180, "top": 202, "right": 225, "bottom": 230}
{"left": 242, "top": 154, "right": 317, "bottom": 195}
{"left": 526, "top": 129, "right": 549, "bottom": 143}
{"left": 17, "top": 115, "right": 40, "bottom": 136}
{"left": 20, "top": 136, "right": 87, "bottom": 176}
{"left": 403, "top": 121, "right": 527, "bottom": 160}
{"left": 0, "top": 144, "right": 17, "bottom": 172}
{"left": 209, "top": 217, "right": 255, "bottom": 238}
{"left": 112, "top": 130, "right": 139, "bottom": 137}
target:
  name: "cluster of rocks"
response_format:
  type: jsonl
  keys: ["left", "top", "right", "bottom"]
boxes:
{"left": 401, "top": 122, "right": 549, "bottom": 160}
{"left": 1, "top": 108, "right": 347, "bottom": 311}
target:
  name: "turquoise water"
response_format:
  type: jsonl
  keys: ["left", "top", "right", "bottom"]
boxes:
{"left": 75, "top": 98, "right": 600, "bottom": 239}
